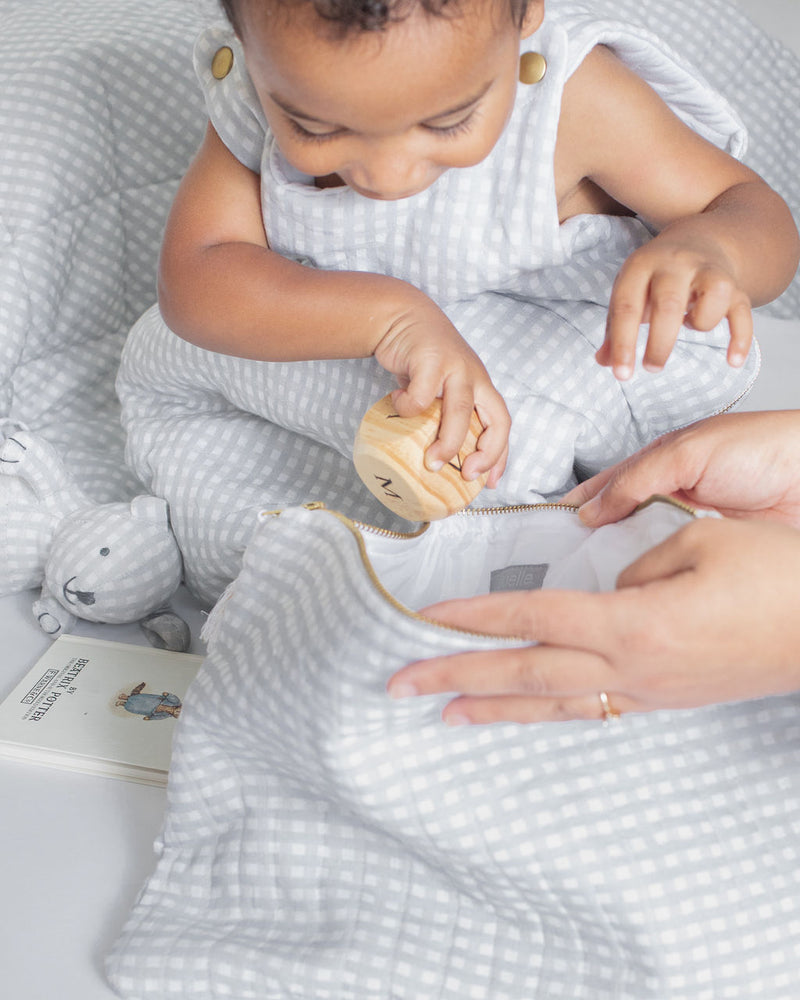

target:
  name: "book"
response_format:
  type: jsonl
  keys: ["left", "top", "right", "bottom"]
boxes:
{"left": 0, "top": 635, "right": 203, "bottom": 786}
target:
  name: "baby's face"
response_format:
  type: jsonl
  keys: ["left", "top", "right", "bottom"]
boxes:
{"left": 239, "top": 0, "right": 543, "bottom": 200}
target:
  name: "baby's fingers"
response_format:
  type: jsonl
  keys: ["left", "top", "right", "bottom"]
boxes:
{"left": 684, "top": 273, "right": 752, "bottom": 367}
{"left": 726, "top": 294, "right": 753, "bottom": 368}
{"left": 423, "top": 379, "right": 475, "bottom": 472}
{"left": 391, "top": 371, "right": 439, "bottom": 419}
{"left": 461, "top": 398, "right": 511, "bottom": 485}
{"left": 602, "top": 259, "right": 651, "bottom": 379}
{"left": 640, "top": 269, "right": 693, "bottom": 372}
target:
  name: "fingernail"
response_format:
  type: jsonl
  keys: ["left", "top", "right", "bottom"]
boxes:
{"left": 578, "top": 496, "right": 601, "bottom": 524}
{"left": 613, "top": 364, "right": 633, "bottom": 381}
{"left": 388, "top": 681, "right": 418, "bottom": 699}
{"left": 444, "top": 713, "right": 471, "bottom": 727}
{"left": 642, "top": 361, "right": 663, "bottom": 373}
{"left": 425, "top": 457, "right": 443, "bottom": 472}
{"left": 729, "top": 353, "right": 745, "bottom": 367}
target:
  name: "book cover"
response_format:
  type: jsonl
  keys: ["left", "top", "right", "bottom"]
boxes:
{"left": 0, "top": 635, "right": 203, "bottom": 785}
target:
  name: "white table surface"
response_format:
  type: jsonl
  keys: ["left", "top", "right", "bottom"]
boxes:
{"left": 0, "top": 590, "right": 208, "bottom": 1000}
{"left": 2, "top": 2, "right": 799, "bottom": 997}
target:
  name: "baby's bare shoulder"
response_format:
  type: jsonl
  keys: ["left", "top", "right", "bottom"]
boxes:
{"left": 555, "top": 46, "right": 646, "bottom": 219}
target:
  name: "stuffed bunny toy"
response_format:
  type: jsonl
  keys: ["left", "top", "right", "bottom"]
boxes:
{"left": 0, "top": 427, "right": 188, "bottom": 650}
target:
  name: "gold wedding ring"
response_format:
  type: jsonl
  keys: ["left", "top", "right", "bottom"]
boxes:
{"left": 598, "top": 691, "right": 620, "bottom": 726}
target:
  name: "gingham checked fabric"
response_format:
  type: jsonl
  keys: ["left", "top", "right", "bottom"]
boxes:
{"left": 106, "top": 501, "right": 800, "bottom": 998}
{"left": 3, "top": 0, "right": 799, "bottom": 580}
{"left": 601, "top": 0, "right": 800, "bottom": 324}
{"left": 118, "top": 0, "right": 765, "bottom": 605}
{"left": 0, "top": 0, "right": 205, "bottom": 501}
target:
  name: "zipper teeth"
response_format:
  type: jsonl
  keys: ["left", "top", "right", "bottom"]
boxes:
{"left": 459, "top": 501, "right": 580, "bottom": 516}
{"left": 634, "top": 493, "right": 699, "bottom": 517}
{"left": 290, "top": 495, "right": 698, "bottom": 638}
{"left": 327, "top": 508, "right": 519, "bottom": 637}
{"left": 350, "top": 520, "right": 429, "bottom": 540}
{"left": 353, "top": 500, "right": 580, "bottom": 537}
{"left": 669, "top": 338, "right": 761, "bottom": 431}
{"left": 326, "top": 503, "right": 588, "bottom": 638}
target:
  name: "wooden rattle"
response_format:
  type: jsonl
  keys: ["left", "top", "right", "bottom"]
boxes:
{"left": 353, "top": 393, "right": 488, "bottom": 521}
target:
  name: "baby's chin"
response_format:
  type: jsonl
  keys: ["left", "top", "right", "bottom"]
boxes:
{"left": 343, "top": 176, "right": 443, "bottom": 201}
{"left": 308, "top": 168, "right": 444, "bottom": 201}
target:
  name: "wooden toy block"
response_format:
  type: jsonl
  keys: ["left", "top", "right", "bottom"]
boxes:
{"left": 353, "top": 393, "right": 487, "bottom": 521}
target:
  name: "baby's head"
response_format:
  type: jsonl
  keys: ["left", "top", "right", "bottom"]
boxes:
{"left": 220, "top": 0, "right": 544, "bottom": 199}
{"left": 220, "top": 0, "right": 532, "bottom": 37}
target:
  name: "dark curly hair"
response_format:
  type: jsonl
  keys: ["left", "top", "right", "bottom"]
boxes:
{"left": 220, "top": 0, "right": 532, "bottom": 36}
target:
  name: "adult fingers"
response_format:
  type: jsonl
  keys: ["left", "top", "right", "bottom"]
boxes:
{"left": 561, "top": 465, "right": 619, "bottom": 509}
{"left": 389, "top": 643, "right": 613, "bottom": 701}
{"left": 417, "top": 589, "right": 619, "bottom": 647}
{"left": 406, "top": 589, "right": 633, "bottom": 678}
{"left": 441, "top": 689, "right": 638, "bottom": 726}
{"left": 615, "top": 520, "right": 703, "bottom": 589}
{"left": 571, "top": 434, "right": 697, "bottom": 527}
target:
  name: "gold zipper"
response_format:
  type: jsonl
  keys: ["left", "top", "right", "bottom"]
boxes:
{"left": 262, "top": 496, "right": 697, "bottom": 637}
{"left": 325, "top": 506, "right": 523, "bottom": 637}
{"left": 456, "top": 501, "right": 580, "bottom": 516}
{"left": 634, "top": 493, "right": 699, "bottom": 517}
{"left": 351, "top": 499, "right": 581, "bottom": 539}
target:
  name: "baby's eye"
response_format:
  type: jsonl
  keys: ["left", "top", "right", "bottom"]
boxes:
{"left": 286, "top": 117, "right": 346, "bottom": 143}
{"left": 422, "top": 111, "right": 477, "bottom": 139}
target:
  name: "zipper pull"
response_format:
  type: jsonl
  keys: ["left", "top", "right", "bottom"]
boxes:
{"left": 258, "top": 501, "right": 327, "bottom": 522}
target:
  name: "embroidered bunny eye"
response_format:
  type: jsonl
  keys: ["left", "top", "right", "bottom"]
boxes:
{"left": 100, "top": 547, "right": 110, "bottom": 556}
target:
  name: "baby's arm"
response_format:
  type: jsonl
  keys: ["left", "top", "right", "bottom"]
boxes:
{"left": 158, "top": 124, "right": 509, "bottom": 484}
{"left": 556, "top": 46, "right": 800, "bottom": 380}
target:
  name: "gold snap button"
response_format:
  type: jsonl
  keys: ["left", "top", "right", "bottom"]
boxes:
{"left": 211, "top": 46, "right": 234, "bottom": 80}
{"left": 519, "top": 51, "right": 547, "bottom": 85}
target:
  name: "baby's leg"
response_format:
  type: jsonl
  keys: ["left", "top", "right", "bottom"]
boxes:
{"left": 118, "top": 307, "right": 403, "bottom": 606}
{"left": 448, "top": 292, "right": 759, "bottom": 498}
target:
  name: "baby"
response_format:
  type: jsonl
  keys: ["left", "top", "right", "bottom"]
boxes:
{"left": 117, "top": 0, "right": 799, "bottom": 603}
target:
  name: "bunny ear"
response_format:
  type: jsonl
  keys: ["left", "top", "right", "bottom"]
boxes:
{"left": 130, "top": 495, "right": 170, "bottom": 526}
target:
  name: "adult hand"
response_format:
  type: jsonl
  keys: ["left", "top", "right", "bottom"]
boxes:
{"left": 388, "top": 517, "right": 800, "bottom": 724}
{"left": 566, "top": 409, "right": 800, "bottom": 528}
{"left": 388, "top": 411, "right": 800, "bottom": 724}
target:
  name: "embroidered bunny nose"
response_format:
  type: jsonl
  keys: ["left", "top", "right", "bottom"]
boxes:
{"left": 62, "top": 576, "right": 96, "bottom": 606}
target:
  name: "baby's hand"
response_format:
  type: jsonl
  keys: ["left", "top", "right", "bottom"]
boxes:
{"left": 598, "top": 234, "right": 753, "bottom": 380}
{"left": 373, "top": 301, "right": 510, "bottom": 488}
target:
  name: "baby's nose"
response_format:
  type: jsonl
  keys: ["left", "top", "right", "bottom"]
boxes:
{"left": 355, "top": 146, "right": 428, "bottom": 200}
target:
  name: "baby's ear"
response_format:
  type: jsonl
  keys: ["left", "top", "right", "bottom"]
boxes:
{"left": 519, "top": 0, "right": 545, "bottom": 39}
